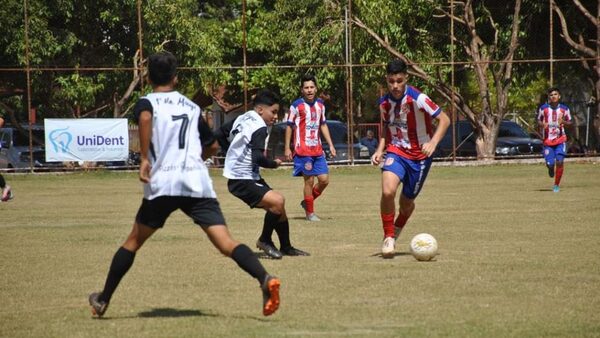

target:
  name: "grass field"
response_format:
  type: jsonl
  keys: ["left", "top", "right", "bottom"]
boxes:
{"left": 1, "top": 162, "right": 599, "bottom": 337}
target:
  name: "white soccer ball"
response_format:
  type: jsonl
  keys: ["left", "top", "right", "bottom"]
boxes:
{"left": 409, "top": 233, "right": 438, "bottom": 261}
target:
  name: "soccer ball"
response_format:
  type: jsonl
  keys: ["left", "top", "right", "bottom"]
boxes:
{"left": 409, "top": 233, "right": 438, "bottom": 261}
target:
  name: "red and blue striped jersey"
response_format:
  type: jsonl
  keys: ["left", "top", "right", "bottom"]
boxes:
{"left": 537, "top": 103, "right": 571, "bottom": 146}
{"left": 379, "top": 85, "right": 441, "bottom": 160}
{"left": 287, "top": 98, "right": 327, "bottom": 156}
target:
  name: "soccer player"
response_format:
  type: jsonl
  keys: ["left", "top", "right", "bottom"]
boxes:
{"left": 217, "top": 89, "right": 309, "bottom": 259}
{"left": 0, "top": 116, "right": 13, "bottom": 202}
{"left": 371, "top": 59, "right": 450, "bottom": 258}
{"left": 284, "top": 74, "right": 336, "bottom": 221}
{"left": 537, "top": 87, "right": 572, "bottom": 192}
{"left": 88, "top": 52, "right": 280, "bottom": 318}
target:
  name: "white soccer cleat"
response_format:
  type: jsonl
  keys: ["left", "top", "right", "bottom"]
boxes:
{"left": 305, "top": 213, "right": 321, "bottom": 222}
{"left": 381, "top": 237, "right": 395, "bottom": 258}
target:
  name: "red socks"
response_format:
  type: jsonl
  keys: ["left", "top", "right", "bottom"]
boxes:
{"left": 304, "top": 195, "right": 315, "bottom": 214}
{"left": 312, "top": 187, "right": 322, "bottom": 199}
{"left": 555, "top": 166, "right": 564, "bottom": 186}
{"left": 381, "top": 212, "right": 395, "bottom": 238}
{"left": 394, "top": 213, "right": 408, "bottom": 230}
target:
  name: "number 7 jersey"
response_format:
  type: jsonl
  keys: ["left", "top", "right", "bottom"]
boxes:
{"left": 134, "top": 91, "right": 216, "bottom": 200}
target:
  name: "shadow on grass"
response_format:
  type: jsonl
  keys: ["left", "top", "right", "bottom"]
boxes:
{"left": 370, "top": 252, "right": 412, "bottom": 258}
{"left": 138, "top": 308, "right": 217, "bottom": 318}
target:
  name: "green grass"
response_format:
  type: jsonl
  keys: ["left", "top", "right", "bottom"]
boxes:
{"left": 1, "top": 162, "right": 600, "bottom": 337}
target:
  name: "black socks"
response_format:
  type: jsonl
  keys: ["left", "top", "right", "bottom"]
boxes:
{"left": 231, "top": 244, "right": 267, "bottom": 283}
{"left": 99, "top": 247, "right": 136, "bottom": 303}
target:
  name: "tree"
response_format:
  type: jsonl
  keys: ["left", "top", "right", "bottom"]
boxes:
{"left": 352, "top": 0, "right": 539, "bottom": 160}
{"left": 552, "top": 0, "right": 600, "bottom": 150}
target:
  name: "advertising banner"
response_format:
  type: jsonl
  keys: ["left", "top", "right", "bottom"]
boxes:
{"left": 45, "top": 119, "right": 129, "bottom": 162}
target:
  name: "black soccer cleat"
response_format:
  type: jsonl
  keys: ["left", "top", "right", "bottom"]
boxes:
{"left": 256, "top": 240, "right": 283, "bottom": 259}
{"left": 280, "top": 246, "right": 310, "bottom": 256}
{"left": 89, "top": 292, "right": 109, "bottom": 318}
{"left": 548, "top": 165, "right": 555, "bottom": 178}
{"left": 300, "top": 200, "right": 306, "bottom": 211}
{"left": 261, "top": 275, "right": 280, "bottom": 316}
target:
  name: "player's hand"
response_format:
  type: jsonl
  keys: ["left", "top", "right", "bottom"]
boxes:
{"left": 274, "top": 159, "right": 282, "bottom": 168}
{"left": 139, "top": 159, "right": 151, "bottom": 183}
{"left": 284, "top": 148, "right": 293, "bottom": 161}
{"left": 329, "top": 146, "right": 337, "bottom": 158}
{"left": 371, "top": 151, "right": 383, "bottom": 166}
{"left": 421, "top": 142, "right": 436, "bottom": 157}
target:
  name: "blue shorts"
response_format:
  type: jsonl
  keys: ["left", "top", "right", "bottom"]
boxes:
{"left": 543, "top": 143, "right": 566, "bottom": 166}
{"left": 381, "top": 153, "right": 432, "bottom": 200}
{"left": 293, "top": 154, "right": 329, "bottom": 177}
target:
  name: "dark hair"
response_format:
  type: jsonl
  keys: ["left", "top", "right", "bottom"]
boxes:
{"left": 253, "top": 89, "right": 280, "bottom": 107}
{"left": 148, "top": 52, "right": 177, "bottom": 86}
{"left": 301, "top": 74, "right": 317, "bottom": 88}
{"left": 386, "top": 59, "right": 407, "bottom": 75}
{"left": 547, "top": 87, "right": 561, "bottom": 95}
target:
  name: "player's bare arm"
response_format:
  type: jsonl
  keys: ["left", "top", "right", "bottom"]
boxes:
{"left": 138, "top": 110, "right": 152, "bottom": 183}
{"left": 421, "top": 111, "right": 450, "bottom": 157}
{"left": 319, "top": 123, "right": 336, "bottom": 158}
{"left": 371, "top": 137, "right": 387, "bottom": 166}
{"left": 284, "top": 125, "right": 293, "bottom": 161}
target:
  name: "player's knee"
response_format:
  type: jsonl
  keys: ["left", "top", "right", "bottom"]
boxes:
{"left": 381, "top": 189, "right": 396, "bottom": 200}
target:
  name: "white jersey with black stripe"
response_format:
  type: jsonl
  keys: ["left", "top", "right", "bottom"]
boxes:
{"left": 223, "top": 110, "right": 267, "bottom": 180}
{"left": 142, "top": 91, "right": 216, "bottom": 199}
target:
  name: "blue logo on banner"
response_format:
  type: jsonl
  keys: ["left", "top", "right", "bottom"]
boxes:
{"left": 49, "top": 127, "right": 73, "bottom": 153}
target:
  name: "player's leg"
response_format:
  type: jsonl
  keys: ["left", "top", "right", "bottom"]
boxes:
{"left": 257, "top": 189, "right": 286, "bottom": 259}
{"left": 301, "top": 174, "right": 320, "bottom": 220}
{"left": 553, "top": 143, "right": 567, "bottom": 191}
{"left": 0, "top": 174, "right": 12, "bottom": 202}
{"left": 258, "top": 190, "right": 309, "bottom": 257}
{"left": 395, "top": 156, "right": 433, "bottom": 239}
{"left": 192, "top": 199, "right": 280, "bottom": 316}
{"left": 227, "top": 179, "right": 281, "bottom": 259}
{"left": 313, "top": 173, "right": 330, "bottom": 200}
{"left": 543, "top": 146, "right": 556, "bottom": 178}
{"left": 89, "top": 197, "right": 172, "bottom": 317}
{"left": 301, "top": 155, "right": 329, "bottom": 221}
{"left": 380, "top": 165, "right": 402, "bottom": 258}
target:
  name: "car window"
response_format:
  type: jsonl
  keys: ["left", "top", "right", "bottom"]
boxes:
{"left": 499, "top": 122, "right": 529, "bottom": 138}
{"left": 13, "top": 128, "right": 45, "bottom": 146}
{"left": 457, "top": 122, "right": 474, "bottom": 142}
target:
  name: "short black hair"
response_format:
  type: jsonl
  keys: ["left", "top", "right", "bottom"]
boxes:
{"left": 148, "top": 52, "right": 177, "bottom": 86}
{"left": 547, "top": 87, "right": 561, "bottom": 95}
{"left": 301, "top": 74, "right": 317, "bottom": 88}
{"left": 253, "top": 89, "right": 280, "bottom": 107}
{"left": 386, "top": 59, "right": 407, "bottom": 75}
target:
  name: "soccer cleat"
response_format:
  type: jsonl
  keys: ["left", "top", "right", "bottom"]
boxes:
{"left": 256, "top": 240, "right": 283, "bottom": 259}
{"left": 300, "top": 200, "right": 306, "bottom": 211}
{"left": 1, "top": 185, "right": 12, "bottom": 202}
{"left": 280, "top": 246, "right": 310, "bottom": 256}
{"left": 548, "top": 166, "right": 555, "bottom": 178}
{"left": 305, "top": 213, "right": 321, "bottom": 222}
{"left": 261, "top": 275, "right": 281, "bottom": 316}
{"left": 393, "top": 226, "right": 403, "bottom": 241}
{"left": 381, "top": 237, "right": 395, "bottom": 258}
{"left": 553, "top": 185, "right": 560, "bottom": 193}
{"left": 89, "top": 292, "right": 109, "bottom": 318}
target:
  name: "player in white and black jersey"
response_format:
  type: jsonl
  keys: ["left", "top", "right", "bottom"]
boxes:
{"left": 217, "top": 89, "right": 309, "bottom": 259}
{"left": 88, "top": 52, "right": 280, "bottom": 318}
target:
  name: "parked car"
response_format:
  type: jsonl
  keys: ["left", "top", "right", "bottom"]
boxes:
{"left": 0, "top": 125, "right": 54, "bottom": 168}
{"left": 433, "top": 120, "right": 543, "bottom": 158}
{"left": 267, "top": 120, "right": 370, "bottom": 161}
